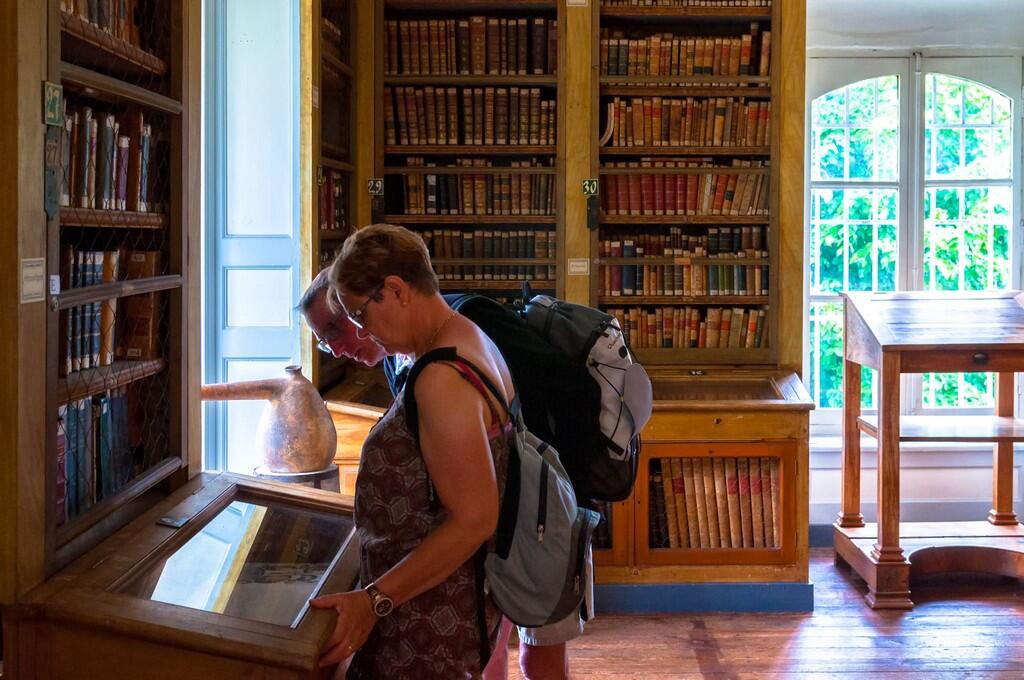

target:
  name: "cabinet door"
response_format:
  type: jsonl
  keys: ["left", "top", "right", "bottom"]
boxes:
{"left": 637, "top": 441, "right": 796, "bottom": 566}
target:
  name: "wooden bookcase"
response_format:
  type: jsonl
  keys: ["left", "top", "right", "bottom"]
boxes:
{"left": 580, "top": 0, "right": 809, "bottom": 594}
{"left": 374, "top": 0, "right": 565, "bottom": 299}
{"left": 24, "top": 0, "right": 202, "bottom": 578}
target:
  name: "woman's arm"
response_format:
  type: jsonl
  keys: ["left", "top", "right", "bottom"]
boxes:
{"left": 310, "top": 362, "right": 500, "bottom": 667}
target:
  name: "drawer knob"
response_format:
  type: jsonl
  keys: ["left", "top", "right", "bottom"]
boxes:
{"left": 973, "top": 352, "right": 988, "bottom": 365}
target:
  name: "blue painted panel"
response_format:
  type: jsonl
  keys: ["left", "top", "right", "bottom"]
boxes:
{"left": 595, "top": 582, "right": 814, "bottom": 613}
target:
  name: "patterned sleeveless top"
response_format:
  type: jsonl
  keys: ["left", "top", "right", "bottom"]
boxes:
{"left": 347, "top": 357, "right": 513, "bottom": 680}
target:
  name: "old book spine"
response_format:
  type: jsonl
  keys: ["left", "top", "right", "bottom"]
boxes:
{"left": 701, "top": 458, "right": 720, "bottom": 548}
{"left": 690, "top": 457, "right": 710, "bottom": 548}
{"left": 660, "top": 459, "right": 680, "bottom": 548}
{"left": 749, "top": 457, "right": 765, "bottom": 548}
{"left": 669, "top": 457, "right": 689, "bottom": 548}
{"left": 712, "top": 457, "right": 731, "bottom": 547}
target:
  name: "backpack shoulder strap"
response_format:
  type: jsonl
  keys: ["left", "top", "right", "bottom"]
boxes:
{"left": 403, "top": 347, "right": 520, "bottom": 439}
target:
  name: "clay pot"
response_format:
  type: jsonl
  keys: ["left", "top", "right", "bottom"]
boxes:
{"left": 200, "top": 365, "right": 337, "bottom": 473}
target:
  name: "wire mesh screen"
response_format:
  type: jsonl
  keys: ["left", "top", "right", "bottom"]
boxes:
{"left": 56, "top": 1, "right": 175, "bottom": 527}
{"left": 648, "top": 456, "right": 780, "bottom": 550}
{"left": 592, "top": 501, "right": 613, "bottom": 551}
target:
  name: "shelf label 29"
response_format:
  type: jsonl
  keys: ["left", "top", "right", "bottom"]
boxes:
{"left": 367, "top": 178, "right": 384, "bottom": 196}
{"left": 582, "top": 178, "right": 599, "bottom": 197}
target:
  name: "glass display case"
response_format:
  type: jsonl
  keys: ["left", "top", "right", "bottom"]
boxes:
{"left": 4, "top": 473, "right": 359, "bottom": 680}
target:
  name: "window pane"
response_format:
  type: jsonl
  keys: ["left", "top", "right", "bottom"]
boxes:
{"left": 812, "top": 76, "right": 899, "bottom": 182}
{"left": 925, "top": 372, "right": 994, "bottom": 409}
{"left": 808, "top": 302, "right": 844, "bottom": 409}
{"left": 923, "top": 186, "right": 1012, "bottom": 292}
{"left": 926, "top": 74, "right": 1012, "bottom": 179}
{"left": 810, "top": 188, "right": 899, "bottom": 295}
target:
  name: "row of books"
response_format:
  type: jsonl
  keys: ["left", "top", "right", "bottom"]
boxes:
{"left": 397, "top": 158, "right": 556, "bottom": 217}
{"left": 61, "top": 1, "right": 162, "bottom": 56}
{"left": 59, "top": 249, "right": 162, "bottom": 376}
{"left": 649, "top": 457, "right": 779, "bottom": 551}
{"left": 384, "top": 86, "right": 557, "bottom": 147}
{"left": 419, "top": 228, "right": 556, "bottom": 281}
{"left": 609, "top": 306, "right": 768, "bottom": 349}
{"left": 600, "top": 225, "right": 767, "bottom": 257}
{"left": 319, "top": 169, "right": 349, "bottom": 233}
{"left": 384, "top": 17, "right": 558, "bottom": 76}
{"left": 319, "top": 244, "right": 342, "bottom": 272}
{"left": 61, "top": 102, "right": 159, "bottom": 213}
{"left": 602, "top": 160, "right": 770, "bottom": 216}
{"left": 603, "top": 1, "right": 771, "bottom": 6}
{"left": 600, "top": 96, "right": 770, "bottom": 148}
{"left": 56, "top": 387, "right": 139, "bottom": 524}
{"left": 321, "top": 17, "right": 346, "bottom": 63}
{"left": 603, "top": 261, "right": 768, "bottom": 297}
{"left": 600, "top": 25, "right": 770, "bottom": 79}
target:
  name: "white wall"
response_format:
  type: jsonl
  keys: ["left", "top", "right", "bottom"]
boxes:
{"left": 809, "top": 0, "right": 1024, "bottom": 56}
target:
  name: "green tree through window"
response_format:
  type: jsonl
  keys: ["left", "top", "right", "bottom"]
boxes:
{"left": 809, "top": 73, "right": 1014, "bottom": 413}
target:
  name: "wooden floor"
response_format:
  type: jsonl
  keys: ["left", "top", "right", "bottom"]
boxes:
{"left": 508, "top": 548, "right": 1024, "bottom": 678}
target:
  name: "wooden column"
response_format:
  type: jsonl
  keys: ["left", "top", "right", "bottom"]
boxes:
{"left": 561, "top": 0, "right": 594, "bottom": 305}
{"left": 989, "top": 371, "right": 1018, "bottom": 525}
{"left": 838, "top": 357, "right": 864, "bottom": 527}
{"left": 0, "top": 0, "right": 49, "bottom": 603}
{"left": 868, "top": 350, "right": 911, "bottom": 609}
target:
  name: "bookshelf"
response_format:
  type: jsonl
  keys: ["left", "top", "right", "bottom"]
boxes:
{"left": 302, "top": 0, "right": 358, "bottom": 391}
{"left": 375, "top": 0, "right": 565, "bottom": 300}
{"left": 594, "top": 3, "right": 777, "bottom": 364}
{"left": 25, "top": 0, "right": 202, "bottom": 575}
{"left": 583, "top": 0, "right": 810, "bottom": 599}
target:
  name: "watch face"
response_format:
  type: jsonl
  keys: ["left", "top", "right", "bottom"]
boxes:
{"left": 373, "top": 597, "right": 394, "bottom": 617}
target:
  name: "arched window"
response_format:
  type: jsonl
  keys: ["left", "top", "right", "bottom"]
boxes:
{"left": 806, "top": 59, "right": 1020, "bottom": 428}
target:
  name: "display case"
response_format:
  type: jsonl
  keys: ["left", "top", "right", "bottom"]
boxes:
{"left": 3, "top": 473, "right": 360, "bottom": 680}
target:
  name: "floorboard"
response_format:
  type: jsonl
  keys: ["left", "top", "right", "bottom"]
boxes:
{"left": 506, "top": 548, "right": 1024, "bottom": 678}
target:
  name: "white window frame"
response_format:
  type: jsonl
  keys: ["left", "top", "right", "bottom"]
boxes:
{"left": 805, "top": 56, "right": 1023, "bottom": 436}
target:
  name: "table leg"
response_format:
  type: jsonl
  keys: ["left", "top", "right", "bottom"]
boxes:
{"left": 990, "top": 372, "right": 1018, "bottom": 525}
{"left": 867, "top": 351, "right": 911, "bottom": 609}
{"left": 838, "top": 358, "right": 865, "bottom": 527}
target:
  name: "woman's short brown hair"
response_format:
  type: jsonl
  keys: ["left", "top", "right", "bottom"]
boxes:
{"left": 329, "top": 223, "right": 439, "bottom": 300}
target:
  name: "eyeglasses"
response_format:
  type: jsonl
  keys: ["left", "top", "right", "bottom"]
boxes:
{"left": 344, "top": 282, "right": 385, "bottom": 329}
{"left": 313, "top": 311, "right": 345, "bottom": 355}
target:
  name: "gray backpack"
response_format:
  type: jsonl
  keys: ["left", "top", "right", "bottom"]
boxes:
{"left": 404, "top": 347, "right": 600, "bottom": 628}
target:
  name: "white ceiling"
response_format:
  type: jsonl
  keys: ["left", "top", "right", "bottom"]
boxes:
{"left": 808, "top": 0, "right": 1024, "bottom": 54}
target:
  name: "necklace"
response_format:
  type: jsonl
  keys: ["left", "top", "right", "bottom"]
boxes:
{"left": 423, "top": 309, "right": 457, "bottom": 355}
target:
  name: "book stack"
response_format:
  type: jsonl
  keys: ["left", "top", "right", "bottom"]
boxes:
{"left": 395, "top": 157, "right": 555, "bottom": 216}
{"left": 384, "top": 16, "right": 557, "bottom": 76}
{"left": 420, "top": 228, "right": 556, "bottom": 282}
{"left": 60, "top": 100, "right": 161, "bottom": 214}
{"left": 60, "top": 0, "right": 163, "bottom": 56}
{"left": 319, "top": 169, "right": 349, "bottom": 235}
{"left": 601, "top": 159, "right": 770, "bottom": 217}
{"left": 384, "top": 86, "right": 556, "bottom": 147}
{"left": 604, "top": 1, "right": 771, "bottom": 7}
{"left": 600, "top": 22, "right": 770, "bottom": 82}
{"left": 648, "top": 456, "right": 780, "bottom": 550}
{"left": 600, "top": 96, "right": 770, "bottom": 148}
{"left": 56, "top": 385, "right": 140, "bottom": 524}
{"left": 609, "top": 305, "right": 768, "bottom": 349}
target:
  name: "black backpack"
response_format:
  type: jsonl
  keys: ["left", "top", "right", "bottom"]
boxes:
{"left": 386, "top": 292, "right": 640, "bottom": 503}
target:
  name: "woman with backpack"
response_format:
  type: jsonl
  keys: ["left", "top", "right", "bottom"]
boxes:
{"left": 308, "top": 224, "right": 517, "bottom": 678}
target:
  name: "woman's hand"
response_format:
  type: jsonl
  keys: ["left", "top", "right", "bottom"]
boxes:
{"left": 309, "top": 589, "right": 377, "bottom": 668}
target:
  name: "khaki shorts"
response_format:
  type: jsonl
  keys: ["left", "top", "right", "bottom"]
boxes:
{"left": 517, "top": 546, "right": 594, "bottom": 646}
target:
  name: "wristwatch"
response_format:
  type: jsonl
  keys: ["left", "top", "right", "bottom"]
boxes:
{"left": 364, "top": 581, "right": 395, "bottom": 618}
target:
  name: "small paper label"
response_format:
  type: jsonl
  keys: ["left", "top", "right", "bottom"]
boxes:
{"left": 582, "top": 178, "right": 599, "bottom": 196}
{"left": 43, "top": 82, "right": 63, "bottom": 127}
{"left": 567, "top": 0, "right": 588, "bottom": 6}
{"left": 20, "top": 258, "right": 46, "bottom": 303}
{"left": 312, "top": 85, "right": 320, "bottom": 108}
{"left": 568, "top": 258, "right": 590, "bottom": 275}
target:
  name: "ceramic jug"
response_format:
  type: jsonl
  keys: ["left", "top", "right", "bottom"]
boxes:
{"left": 200, "top": 365, "right": 337, "bottom": 473}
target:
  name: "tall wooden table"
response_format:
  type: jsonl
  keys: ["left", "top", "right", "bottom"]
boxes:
{"left": 834, "top": 291, "right": 1024, "bottom": 609}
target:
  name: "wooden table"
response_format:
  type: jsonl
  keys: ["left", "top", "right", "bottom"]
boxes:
{"left": 834, "top": 291, "right": 1024, "bottom": 609}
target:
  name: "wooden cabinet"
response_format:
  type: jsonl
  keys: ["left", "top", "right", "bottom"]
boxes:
{"left": 4, "top": 473, "right": 359, "bottom": 680}
{"left": 595, "top": 370, "right": 812, "bottom": 588}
